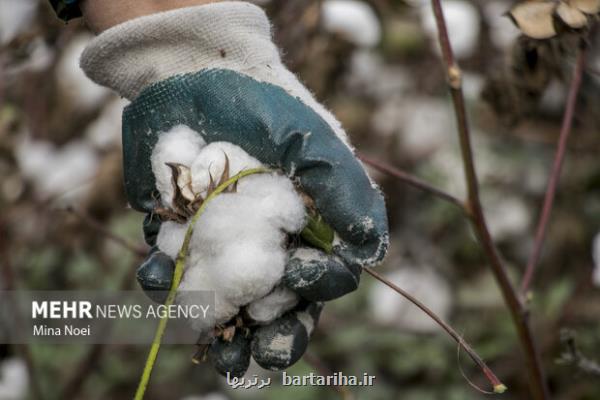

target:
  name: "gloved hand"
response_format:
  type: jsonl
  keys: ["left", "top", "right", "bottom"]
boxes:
{"left": 78, "top": 1, "right": 388, "bottom": 377}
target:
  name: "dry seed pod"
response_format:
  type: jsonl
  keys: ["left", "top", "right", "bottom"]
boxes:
{"left": 166, "top": 163, "right": 195, "bottom": 202}
{"left": 570, "top": 0, "right": 600, "bottom": 14}
{"left": 556, "top": 2, "right": 588, "bottom": 28}
{"left": 509, "top": 1, "right": 557, "bottom": 39}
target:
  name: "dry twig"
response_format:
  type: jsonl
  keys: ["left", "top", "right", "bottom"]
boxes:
{"left": 521, "top": 46, "right": 587, "bottom": 295}
{"left": 364, "top": 267, "right": 506, "bottom": 393}
{"left": 427, "top": 1, "right": 551, "bottom": 398}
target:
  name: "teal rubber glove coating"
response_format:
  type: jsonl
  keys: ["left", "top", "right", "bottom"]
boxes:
{"left": 124, "top": 69, "right": 389, "bottom": 273}
{"left": 130, "top": 69, "right": 387, "bottom": 376}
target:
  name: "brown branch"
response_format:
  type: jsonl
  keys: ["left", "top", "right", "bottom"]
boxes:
{"left": 364, "top": 267, "right": 506, "bottom": 393}
{"left": 357, "top": 153, "right": 464, "bottom": 209}
{"left": 429, "top": 1, "right": 550, "bottom": 399}
{"left": 64, "top": 206, "right": 148, "bottom": 258}
{"left": 520, "top": 46, "right": 587, "bottom": 295}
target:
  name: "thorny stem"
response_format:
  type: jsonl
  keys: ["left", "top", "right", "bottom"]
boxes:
{"left": 364, "top": 267, "right": 506, "bottom": 393}
{"left": 520, "top": 46, "right": 587, "bottom": 295}
{"left": 357, "top": 153, "right": 464, "bottom": 209}
{"left": 429, "top": 1, "right": 549, "bottom": 399}
{"left": 133, "top": 167, "right": 270, "bottom": 400}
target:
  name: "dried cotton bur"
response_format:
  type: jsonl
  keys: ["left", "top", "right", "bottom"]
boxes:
{"left": 150, "top": 126, "right": 330, "bottom": 349}
{"left": 508, "top": 0, "right": 600, "bottom": 39}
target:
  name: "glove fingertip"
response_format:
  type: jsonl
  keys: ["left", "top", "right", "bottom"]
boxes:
{"left": 208, "top": 332, "right": 252, "bottom": 378}
{"left": 136, "top": 250, "right": 174, "bottom": 304}
{"left": 251, "top": 302, "right": 321, "bottom": 371}
{"left": 284, "top": 248, "right": 359, "bottom": 301}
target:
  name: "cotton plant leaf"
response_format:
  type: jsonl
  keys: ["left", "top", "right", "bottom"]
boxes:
{"left": 509, "top": 1, "right": 558, "bottom": 39}
{"left": 301, "top": 213, "right": 335, "bottom": 254}
{"left": 570, "top": 0, "right": 600, "bottom": 14}
{"left": 556, "top": 2, "right": 589, "bottom": 28}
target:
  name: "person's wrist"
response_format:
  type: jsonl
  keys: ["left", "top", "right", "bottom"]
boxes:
{"left": 80, "top": 0, "right": 222, "bottom": 33}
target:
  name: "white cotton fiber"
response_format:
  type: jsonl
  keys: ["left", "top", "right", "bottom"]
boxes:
{"left": 151, "top": 126, "right": 207, "bottom": 208}
{"left": 16, "top": 136, "right": 99, "bottom": 202}
{"left": 156, "top": 220, "right": 189, "bottom": 260}
{"left": 246, "top": 285, "right": 299, "bottom": 324}
{"left": 322, "top": 0, "right": 382, "bottom": 47}
{"left": 593, "top": 233, "right": 600, "bottom": 287}
{"left": 0, "top": 358, "right": 29, "bottom": 400}
{"left": 57, "top": 34, "right": 110, "bottom": 111}
{"left": 152, "top": 133, "right": 306, "bottom": 329}
{"left": 419, "top": 0, "right": 480, "bottom": 59}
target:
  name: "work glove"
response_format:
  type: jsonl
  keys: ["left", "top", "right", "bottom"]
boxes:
{"left": 78, "top": 1, "right": 388, "bottom": 377}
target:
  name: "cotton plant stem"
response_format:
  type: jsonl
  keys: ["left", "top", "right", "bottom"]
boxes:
{"left": 429, "top": 1, "right": 549, "bottom": 399}
{"left": 357, "top": 153, "right": 464, "bottom": 209}
{"left": 520, "top": 47, "right": 586, "bottom": 295}
{"left": 364, "top": 267, "right": 506, "bottom": 393}
{"left": 64, "top": 206, "right": 147, "bottom": 258}
{"left": 133, "top": 167, "right": 270, "bottom": 400}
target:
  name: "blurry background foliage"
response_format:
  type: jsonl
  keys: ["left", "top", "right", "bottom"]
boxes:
{"left": 0, "top": 0, "right": 599, "bottom": 399}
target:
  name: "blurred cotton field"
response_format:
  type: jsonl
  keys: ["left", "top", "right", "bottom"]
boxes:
{"left": 1, "top": 0, "right": 599, "bottom": 399}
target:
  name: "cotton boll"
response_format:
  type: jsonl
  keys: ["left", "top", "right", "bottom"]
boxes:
{"left": 369, "top": 267, "right": 452, "bottom": 333}
{"left": 0, "top": 0, "right": 37, "bottom": 45}
{"left": 162, "top": 142, "right": 306, "bottom": 328}
{"left": 322, "top": 0, "right": 382, "bottom": 47}
{"left": 349, "top": 53, "right": 412, "bottom": 100}
{"left": 399, "top": 98, "right": 454, "bottom": 160}
{"left": 151, "top": 125, "right": 206, "bottom": 207}
{"left": 0, "top": 358, "right": 29, "bottom": 400}
{"left": 209, "top": 240, "right": 287, "bottom": 306}
{"left": 156, "top": 220, "right": 190, "bottom": 260}
{"left": 483, "top": 193, "right": 530, "bottom": 240}
{"left": 178, "top": 265, "right": 238, "bottom": 328}
{"left": 419, "top": 0, "right": 480, "bottom": 59}
{"left": 247, "top": 285, "right": 300, "bottom": 324}
{"left": 85, "top": 98, "right": 129, "bottom": 150}
{"left": 484, "top": 1, "right": 520, "bottom": 50}
{"left": 239, "top": 174, "right": 306, "bottom": 232}
{"left": 593, "top": 233, "right": 600, "bottom": 287}
{"left": 16, "top": 136, "right": 99, "bottom": 202}
{"left": 190, "top": 141, "right": 262, "bottom": 196}
{"left": 57, "top": 34, "right": 110, "bottom": 111}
